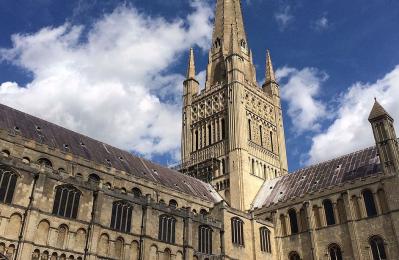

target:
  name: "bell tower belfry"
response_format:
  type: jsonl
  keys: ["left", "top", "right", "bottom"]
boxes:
{"left": 180, "top": 0, "right": 288, "bottom": 210}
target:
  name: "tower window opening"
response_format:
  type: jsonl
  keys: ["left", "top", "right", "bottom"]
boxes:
{"left": 221, "top": 119, "right": 226, "bottom": 139}
{"left": 270, "top": 131, "right": 274, "bottom": 152}
{"left": 363, "top": 189, "right": 378, "bottom": 217}
{"left": 208, "top": 125, "right": 212, "bottom": 145}
{"left": 260, "top": 125, "right": 263, "bottom": 146}
{"left": 195, "top": 130, "right": 199, "bottom": 151}
{"left": 288, "top": 209, "right": 299, "bottom": 234}
{"left": 323, "top": 199, "right": 336, "bottom": 226}
{"left": 248, "top": 119, "right": 252, "bottom": 140}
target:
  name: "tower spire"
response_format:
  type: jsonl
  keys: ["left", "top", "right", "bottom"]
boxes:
{"left": 265, "top": 50, "right": 276, "bottom": 83}
{"left": 212, "top": 0, "right": 247, "bottom": 51}
{"left": 186, "top": 48, "right": 196, "bottom": 79}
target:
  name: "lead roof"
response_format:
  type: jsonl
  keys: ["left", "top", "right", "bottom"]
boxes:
{"left": 0, "top": 103, "right": 221, "bottom": 203}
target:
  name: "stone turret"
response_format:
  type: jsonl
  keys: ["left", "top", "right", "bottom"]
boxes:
{"left": 181, "top": 48, "right": 199, "bottom": 162}
{"left": 368, "top": 99, "right": 399, "bottom": 174}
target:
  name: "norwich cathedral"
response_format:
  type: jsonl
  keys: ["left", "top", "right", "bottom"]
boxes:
{"left": 1, "top": 0, "right": 398, "bottom": 259}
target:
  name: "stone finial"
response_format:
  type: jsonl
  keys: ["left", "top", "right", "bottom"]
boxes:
{"left": 265, "top": 49, "right": 276, "bottom": 84}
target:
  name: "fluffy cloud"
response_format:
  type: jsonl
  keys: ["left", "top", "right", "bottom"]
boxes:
{"left": 308, "top": 65, "right": 399, "bottom": 163}
{"left": 274, "top": 6, "right": 294, "bottom": 30}
{"left": 277, "top": 66, "right": 329, "bottom": 133}
{"left": 312, "top": 14, "right": 329, "bottom": 31}
{"left": 0, "top": 2, "right": 213, "bottom": 159}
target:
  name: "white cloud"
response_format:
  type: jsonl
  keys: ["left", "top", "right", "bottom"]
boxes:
{"left": 277, "top": 66, "right": 329, "bottom": 133}
{"left": 312, "top": 14, "right": 329, "bottom": 31}
{"left": 0, "top": 2, "right": 213, "bottom": 159}
{"left": 274, "top": 6, "right": 294, "bottom": 30}
{"left": 308, "top": 65, "right": 399, "bottom": 164}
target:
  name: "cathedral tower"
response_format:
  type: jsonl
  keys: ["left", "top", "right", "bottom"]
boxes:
{"left": 181, "top": 0, "right": 288, "bottom": 210}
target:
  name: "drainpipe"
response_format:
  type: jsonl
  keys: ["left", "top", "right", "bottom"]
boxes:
{"left": 84, "top": 190, "right": 98, "bottom": 260}
{"left": 15, "top": 172, "right": 39, "bottom": 260}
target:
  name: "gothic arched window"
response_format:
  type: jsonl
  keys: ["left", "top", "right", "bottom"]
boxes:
{"left": 328, "top": 244, "right": 343, "bottom": 260}
{"left": 363, "top": 190, "right": 378, "bottom": 217}
{"left": 37, "top": 158, "right": 52, "bottom": 168}
{"left": 260, "top": 227, "right": 271, "bottom": 253}
{"left": 248, "top": 119, "right": 252, "bottom": 140}
{"left": 289, "top": 251, "right": 301, "bottom": 260}
{"left": 198, "top": 225, "right": 213, "bottom": 254}
{"left": 231, "top": 217, "right": 244, "bottom": 246}
{"left": 323, "top": 199, "right": 336, "bottom": 226}
{"left": 288, "top": 209, "right": 299, "bottom": 234}
{"left": 110, "top": 200, "right": 133, "bottom": 233}
{"left": 52, "top": 185, "right": 81, "bottom": 219}
{"left": 132, "top": 187, "right": 142, "bottom": 198}
{"left": 369, "top": 236, "right": 387, "bottom": 260}
{"left": 169, "top": 199, "right": 178, "bottom": 208}
{"left": 0, "top": 166, "right": 18, "bottom": 204}
{"left": 158, "top": 215, "right": 176, "bottom": 244}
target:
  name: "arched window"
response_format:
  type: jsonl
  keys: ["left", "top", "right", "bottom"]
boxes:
{"left": 52, "top": 185, "right": 81, "bottom": 219}
{"left": 369, "top": 236, "right": 387, "bottom": 260}
{"left": 32, "top": 249, "right": 40, "bottom": 260}
{"left": 169, "top": 199, "right": 178, "bottom": 208}
{"left": 289, "top": 251, "right": 301, "bottom": 260}
{"left": 288, "top": 209, "right": 299, "bottom": 234}
{"left": 363, "top": 190, "right": 378, "bottom": 217}
{"left": 260, "top": 227, "right": 271, "bottom": 253}
{"left": 200, "top": 209, "right": 208, "bottom": 216}
{"left": 158, "top": 215, "right": 176, "bottom": 244}
{"left": 88, "top": 174, "right": 100, "bottom": 185}
{"left": 41, "top": 251, "right": 49, "bottom": 260}
{"left": 328, "top": 244, "right": 343, "bottom": 260}
{"left": 37, "top": 158, "right": 52, "bottom": 168}
{"left": 231, "top": 217, "right": 244, "bottom": 246}
{"left": 198, "top": 225, "right": 213, "bottom": 254}
{"left": 110, "top": 200, "right": 133, "bottom": 233}
{"left": 132, "top": 187, "right": 142, "bottom": 198}
{"left": 323, "top": 199, "right": 336, "bottom": 226}
{"left": 0, "top": 166, "right": 18, "bottom": 204}
{"left": 259, "top": 125, "right": 263, "bottom": 146}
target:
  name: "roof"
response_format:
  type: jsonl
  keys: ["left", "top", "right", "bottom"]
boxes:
{"left": 368, "top": 100, "right": 392, "bottom": 121}
{"left": 253, "top": 146, "right": 382, "bottom": 209}
{"left": 0, "top": 103, "right": 221, "bottom": 203}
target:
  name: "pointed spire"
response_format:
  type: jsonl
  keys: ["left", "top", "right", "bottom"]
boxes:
{"left": 265, "top": 50, "right": 276, "bottom": 83}
{"left": 186, "top": 48, "right": 196, "bottom": 79}
{"left": 212, "top": 0, "right": 247, "bottom": 51}
{"left": 368, "top": 98, "right": 392, "bottom": 121}
{"left": 228, "top": 24, "right": 240, "bottom": 55}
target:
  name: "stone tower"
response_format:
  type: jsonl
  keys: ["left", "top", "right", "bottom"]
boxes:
{"left": 369, "top": 99, "right": 399, "bottom": 174}
{"left": 181, "top": 0, "right": 288, "bottom": 210}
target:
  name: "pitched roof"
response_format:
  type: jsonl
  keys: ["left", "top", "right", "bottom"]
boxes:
{"left": 253, "top": 146, "right": 382, "bottom": 209}
{"left": 368, "top": 100, "right": 392, "bottom": 121}
{"left": 0, "top": 103, "right": 221, "bottom": 203}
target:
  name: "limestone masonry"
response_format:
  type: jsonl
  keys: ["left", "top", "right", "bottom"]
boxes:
{"left": 1, "top": 0, "right": 398, "bottom": 259}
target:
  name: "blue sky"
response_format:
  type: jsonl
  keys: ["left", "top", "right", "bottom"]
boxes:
{"left": 0, "top": 0, "right": 398, "bottom": 171}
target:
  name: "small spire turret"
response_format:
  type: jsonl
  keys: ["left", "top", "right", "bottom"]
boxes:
{"left": 265, "top": 50, "right": 276, "bottom": 84}
{"left": 186, "top": 48, "right": 196, "bottom": 79}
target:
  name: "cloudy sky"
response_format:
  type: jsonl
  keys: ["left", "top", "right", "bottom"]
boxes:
{"left": 0, "top": 0, "right": 398, "bottom": 171}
